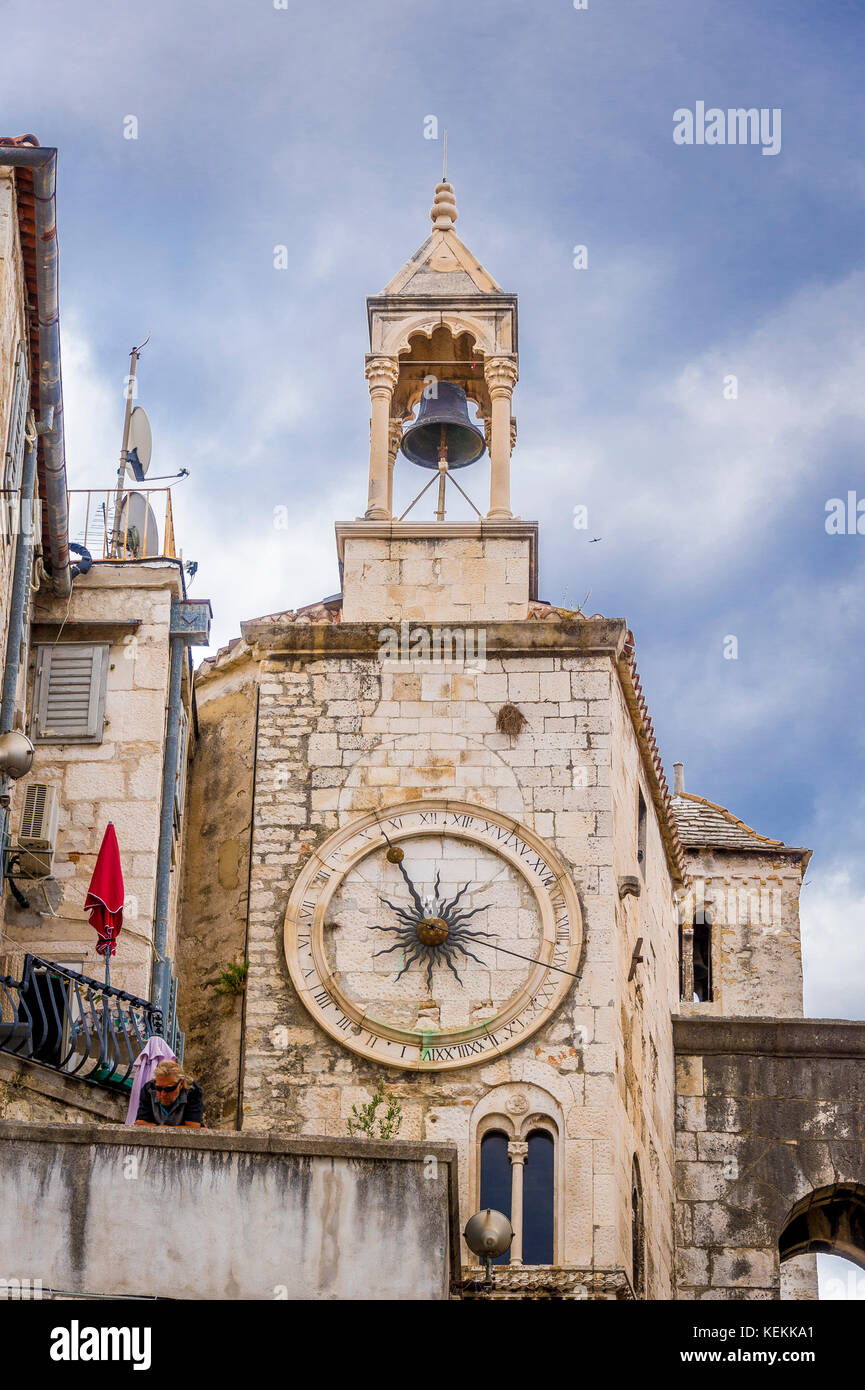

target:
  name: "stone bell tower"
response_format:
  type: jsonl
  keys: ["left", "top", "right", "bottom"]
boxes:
{"left": 338, "top": 178, "right": 537, "bottom": 624}
{"left": 187, "top": 175, "right": 687, "bottom": 1300}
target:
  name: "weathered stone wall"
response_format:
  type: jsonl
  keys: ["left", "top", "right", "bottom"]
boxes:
{"left": 0, "top": 1050, "right": 126, "bottom": 1125}
{"left": 678, "top": 848, "right": 805, "bottom": 1018}
{"left": 673, "top": 1016, "right": 865, "bottom": 1299}
{"left": 1, "top": 564, "right": 187, "bottom": 1005}
{"left": 231, "top": 617, "right": 680, "bottom": 1289}
{"left": 0, "top": 1121, "right": 458, "bottom": 1300}
{"left": 340, "top": 532, "right": 532, "bottom": 622}
{"left": 177, "top": 643, "right": 258, "bottom": 1127}
{"left": 610, "top": 673, "right": 677, "bottom": 1296}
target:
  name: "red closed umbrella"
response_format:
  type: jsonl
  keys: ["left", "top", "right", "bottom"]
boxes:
{"left": 85, "top": 822, "right": 125, "bottom": 985}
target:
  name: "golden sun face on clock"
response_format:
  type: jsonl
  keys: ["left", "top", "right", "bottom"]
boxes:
{"left": 324, "top": 834, "right": 545, "bottom": 1034}
{"left": 283, "top": 800, "right": 583, "bottom": 1072}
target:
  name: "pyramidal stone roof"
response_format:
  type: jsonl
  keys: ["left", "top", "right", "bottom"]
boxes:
{"left": 671, "top": 792, "right": 787, "bottom": 851}
{"left": 379, "top": 179, "right": 503, "bottom": 298}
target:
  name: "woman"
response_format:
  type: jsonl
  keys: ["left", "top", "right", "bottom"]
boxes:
{"left": 133, "top": 1059, "right": 205, "bottom": 1128}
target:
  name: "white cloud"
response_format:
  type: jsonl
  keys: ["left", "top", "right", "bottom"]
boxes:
{"left": 801, "top": 865, "right": 865, "bottom": 1019}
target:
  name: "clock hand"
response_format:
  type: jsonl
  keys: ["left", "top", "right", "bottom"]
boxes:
{"left": 377, "top": 829, "right": 431, "bottom": 918}
{"left": 470, "top": 939, "right": 581, "bottom": 980}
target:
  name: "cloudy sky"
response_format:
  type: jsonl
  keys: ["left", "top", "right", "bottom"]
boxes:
{"left": 4, "top": 0, "right": 864, "bottom": 1046}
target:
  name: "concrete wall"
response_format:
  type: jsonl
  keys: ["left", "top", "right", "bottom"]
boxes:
{"left": 673, "top": 1016, "right": 865, "bottom": 1299}
{"left": 177, "top": 642, "right": 258, "bottom": 1127}
{"left": 0, "top": 1122, "right": 458, "bottom": 1300}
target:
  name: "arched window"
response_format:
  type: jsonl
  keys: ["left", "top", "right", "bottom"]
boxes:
{"left": 478, "top": 1124, "right": 557, "bottom": 1266}
{"left": 480, "top": 1131, "right": 512, "bottom": 1265}
{"left": 692, "top": 921, "right": 712, "bottom": 1001}
{"left": 522, "top": 1130, "right": 555, "bottom": 1265}
{"left": 631, "top": 1156, "right": 645, "bottom": 1297}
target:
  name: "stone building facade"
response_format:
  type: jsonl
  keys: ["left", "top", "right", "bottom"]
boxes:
{"left": 179, "top": 178, "right": 865, "bottom": 1299}
{"left": 0, "top": 138, "right": 209, "bottom": 1125}
{"left": 2, "top": 142, "right": 863, "bottom": 1300}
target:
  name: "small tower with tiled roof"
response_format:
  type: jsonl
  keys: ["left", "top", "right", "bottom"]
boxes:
{"left": 670, "top": 766, "right": 810, "bottom": 1017}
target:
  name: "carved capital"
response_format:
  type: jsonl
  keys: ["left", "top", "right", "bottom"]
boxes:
{"left": 387, "top": 418, "right": 403, "bottom": 461}
{"left": 365, "top": 354, "right": 400, "bottom": 395}
{"left": 507, "top": 1140, "right": 529, "bottom": 1166}
{"left": 484, "top": 354, "right": 519, "bottom": 397}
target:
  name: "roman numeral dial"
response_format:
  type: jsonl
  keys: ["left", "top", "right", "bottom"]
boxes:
{"left": 283, "top": 799, "right": 583, "bottom": 1072}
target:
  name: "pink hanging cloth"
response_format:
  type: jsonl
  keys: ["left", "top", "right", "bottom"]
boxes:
{"left": 125, "top": 1035, "right": 177, "bottom": 1125}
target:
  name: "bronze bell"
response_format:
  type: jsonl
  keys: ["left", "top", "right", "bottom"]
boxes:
{"left": 400, "top": 382, "right": 486, "bottom": 470}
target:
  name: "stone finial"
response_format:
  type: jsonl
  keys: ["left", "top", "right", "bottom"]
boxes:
{"left": 673, "top": 762, "right": 685, "bottom": 796}
{"left": 430, "top": 180, "right": 458, "bottom": 231}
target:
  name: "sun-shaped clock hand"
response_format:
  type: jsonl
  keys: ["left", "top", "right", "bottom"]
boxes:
{"left": 369, "top": 843, "right": 497, "bottom": 990}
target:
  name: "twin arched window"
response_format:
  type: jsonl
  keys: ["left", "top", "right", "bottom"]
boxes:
{"left": 480, "top": 1128, "right": 555, "bottom": 1265}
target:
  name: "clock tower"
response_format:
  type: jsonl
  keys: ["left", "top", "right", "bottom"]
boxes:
{"left": 211, "top": 175, "right": 686, "bottom": 1298}
{"left": 182, "top": 172, "right": 821, "bottom": 1302}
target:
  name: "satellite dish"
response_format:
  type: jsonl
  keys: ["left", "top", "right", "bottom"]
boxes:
{"left": 125, "top": 407, "right": 152, "bottom": 480}
{"left": 115, "top": 491, "right": 159, "bottom": 559}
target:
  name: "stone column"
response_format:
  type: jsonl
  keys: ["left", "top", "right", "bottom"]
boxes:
{"left": 387, "top": 418, "right": 403, "bottom": 518}
{"left": 484, "top": 355, "right": 518, "bottom": 519}
{"left": 681, "top": 925, "right": 695, "bottom": 1003}
{"left": 508, "top": 1139, "right": 528, "bottom": 1266}
{"left": 364, "top": 355, "right": 400, "bottom": 520}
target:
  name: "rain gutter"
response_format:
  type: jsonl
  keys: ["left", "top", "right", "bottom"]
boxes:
{"left": 0, "top": 142, "right": 71, "bottom": 597}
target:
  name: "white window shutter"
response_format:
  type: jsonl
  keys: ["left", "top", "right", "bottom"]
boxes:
{"left": 33, "top": 644, "right": 109, "bottom": 744}
{"left": 4, "top": 342, "right": 29, "bottom": 496}
{"left": 174, "top": 703, "right": 189, "bottom": 820}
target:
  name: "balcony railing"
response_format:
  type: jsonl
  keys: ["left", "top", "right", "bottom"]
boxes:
{"left": 67, "top": 487, "right": 177, "bottom": 561}
{"left": 0, "top": 955, "right": 163, "bottom": 1091}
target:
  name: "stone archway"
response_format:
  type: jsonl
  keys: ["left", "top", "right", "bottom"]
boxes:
{"left": 780, "top": 1184, "right": 865, "bottom": 1272}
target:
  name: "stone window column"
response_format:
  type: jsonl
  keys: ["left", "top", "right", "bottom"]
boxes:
{"left": 507, "top": 1139, "right": 529, "bottom": 1265}
{"left": 386, "top": 417, "right": 403, "bottom": 517}
{"left": 484, "top": 355, "right": 518, "bottom": 519}
{"left": 364, "top": 355, "right": 400, "bottom": 520}
{"left": 681, "top": 925, "right": 695, "bottom": 1002}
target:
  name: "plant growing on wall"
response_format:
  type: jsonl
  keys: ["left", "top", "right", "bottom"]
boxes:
{"left": 211, "top": 960, "right": 249, "bottom": 997}
{"left": 347, "top": 1077, "right": 403, "bottom": 1140}
{"left": 559, "top": 587, "right": 592, "bottom": 620}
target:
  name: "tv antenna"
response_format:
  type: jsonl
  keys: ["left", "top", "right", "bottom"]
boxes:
{"left": 111, "top": 333, "right": 151, "bottom": 555}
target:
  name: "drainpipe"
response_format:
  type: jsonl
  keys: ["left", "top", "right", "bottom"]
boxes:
{"left": 0, "top": 142, "right": 71, "bottom": 597}
{"left": 0, "top": 423, "right": 38, "bottom": 733}
{"left": 151, "top": 634, "right": 184, "bottom": 1021}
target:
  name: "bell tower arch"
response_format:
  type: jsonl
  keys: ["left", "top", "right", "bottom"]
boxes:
{"left": 340, "top": 178, "right": 535, "bottom": 624}
{"left": 363, "top": 179, "right": 519, "bottom": 523}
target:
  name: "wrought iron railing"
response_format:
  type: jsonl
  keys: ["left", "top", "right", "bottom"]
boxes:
{"left": 66, "top": 487, "right": 177, "bottom": 561}
{"left": 0, "top": 955, "right": 163, "bottom": 1091}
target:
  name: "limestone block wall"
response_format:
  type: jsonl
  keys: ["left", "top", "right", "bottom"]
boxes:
{"left": 340, "top": 532, "right": 532, "bottom": 623}
{"left": 610, "top": 674, "right": 678, "bottom": 1297}
{"left": 235, "top": 622, "right": 679, "bottom": 1287}
{"left": 678, "top": 848, "right": 806, "bottom": 1018}
{"left": 673, "top": 1017, "right": 865, "bottom": 1299}
{"left": 1, "top": 564, "right": 186, "bottom": 1004}
{"left": 177, "top": 643, "right": 258, "bottom": 1127}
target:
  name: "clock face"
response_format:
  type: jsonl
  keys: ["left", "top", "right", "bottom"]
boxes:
{"left": 283, "top": 800, "right": 583, "bottom": 1071}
